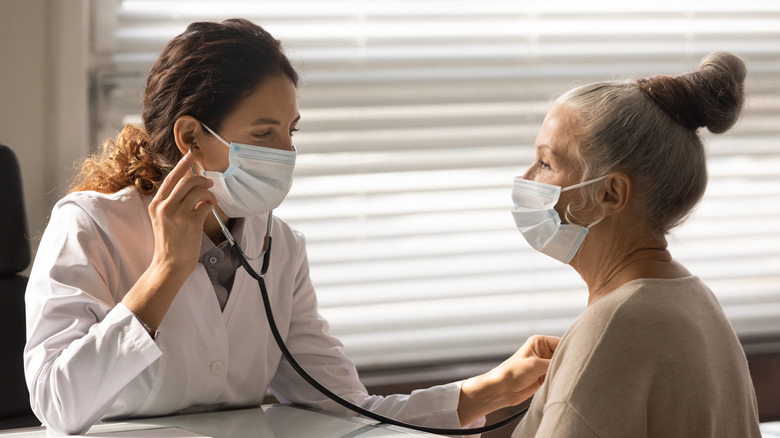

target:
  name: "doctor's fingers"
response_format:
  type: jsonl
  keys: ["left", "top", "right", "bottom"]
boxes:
{"left": 519, "top": 335, "right": 561, "bottom": 360}
{"left": 177, "top": 184, "right": 218, "bottom": 219}
{"left": 153, "top": 169, "right": 214, "bottom": 209}
{"left": 537, "top": 336, "right": 561, "bottom": 358}
{"left": 156, "top": 151, "right": 200, "bottom": 201}
{"left": 157, "top": 181, "right": 217, "bottom": 222}
{"left": 501, "top": 356, "right": 551, "bottom": 405}
{"left": 149, "top": 180, "right": 216, "bottom": 237}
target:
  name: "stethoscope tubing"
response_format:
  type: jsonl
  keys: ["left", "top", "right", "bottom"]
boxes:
{"left": 226, "top": 212, "right": 528, "bottom": 436}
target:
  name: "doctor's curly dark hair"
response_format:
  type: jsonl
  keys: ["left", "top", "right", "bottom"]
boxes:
{"left": 70, "top": 18, "right": 298, "bottom": 195}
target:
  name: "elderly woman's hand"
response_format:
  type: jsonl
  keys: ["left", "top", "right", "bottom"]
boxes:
{"left": 457, "top": 335, "right": 561, "bottom": 426}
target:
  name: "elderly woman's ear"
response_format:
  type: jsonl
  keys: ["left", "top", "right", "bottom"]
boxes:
{"left": 600, "top": 172, "right": 632, "bottom": 216}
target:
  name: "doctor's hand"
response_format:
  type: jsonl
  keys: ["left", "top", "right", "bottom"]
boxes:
{"left": 147, "top": 151, "right": 216, "bottom": 273}
{"left": 122, "top": 151, "right": 216, "bottom": 333}
{"left": 457, "top": 335, "right": 561, "bottom": 426}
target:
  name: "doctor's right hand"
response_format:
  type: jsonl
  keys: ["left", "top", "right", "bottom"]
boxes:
{"left": 122, "top": 151, "right": 216, "bottom": 333}
{"left": 457, "top": 335, "right": 560, "bottom": 426}
{"left": 148, "top": 151, "right": 217, "bottom": 274}
{"left": 491, "top": 335, "right": 560, "bottom": 403}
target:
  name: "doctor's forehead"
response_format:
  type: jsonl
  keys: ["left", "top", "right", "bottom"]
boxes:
{"left": 228, "top": 75, "right": 299, "bottom": 125}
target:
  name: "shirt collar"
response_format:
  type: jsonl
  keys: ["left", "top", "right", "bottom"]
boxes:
{"left": 199, "top": 217, "right": 246, "bottom": 256}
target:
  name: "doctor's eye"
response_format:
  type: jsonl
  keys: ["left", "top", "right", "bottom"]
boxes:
{"left": 289, "top": 128, "right": 299, "bottom": 136}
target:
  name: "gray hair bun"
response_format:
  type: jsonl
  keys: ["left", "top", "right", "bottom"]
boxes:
{"left": 637, "top": 52, "right": 746, "bottom": 134}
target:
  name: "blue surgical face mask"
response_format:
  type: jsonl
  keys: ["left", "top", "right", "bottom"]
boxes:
{"left": 199, "top": 123, "right": 296, "bottom": 218}
{"left": 510, "top": 175, "right": 607, "bottom": 263}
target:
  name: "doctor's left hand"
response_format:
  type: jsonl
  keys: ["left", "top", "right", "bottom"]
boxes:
{"left": 457, "top": 335, "right": 560, "bottom": 426}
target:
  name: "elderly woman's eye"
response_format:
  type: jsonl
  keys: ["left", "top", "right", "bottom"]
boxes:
{"left": 538, "top": 160, "right": 551, "bottom": 170}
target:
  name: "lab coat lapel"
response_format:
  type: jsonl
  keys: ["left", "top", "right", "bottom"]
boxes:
{"left": 176, "top": 265, "right": 230, "bottom": 347}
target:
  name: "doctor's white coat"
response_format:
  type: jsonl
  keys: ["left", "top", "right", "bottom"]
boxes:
{"left": 24, "top": 187, "right": 467, "bottom": 435}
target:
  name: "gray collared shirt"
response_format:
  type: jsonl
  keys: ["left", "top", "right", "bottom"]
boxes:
{"left": 198, "top": 218, "right": 244, "bottom": 311}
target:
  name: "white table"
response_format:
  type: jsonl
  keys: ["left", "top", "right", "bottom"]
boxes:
{"left": 0, "top": 405, "right": 438, "bottom": 438}
{"left": 3, "top": 408, "right": 778, "bottom": 437}
{"left": 762, "top": 421, "right": 780, "bottom": 438}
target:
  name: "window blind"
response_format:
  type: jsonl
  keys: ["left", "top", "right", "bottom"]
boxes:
{"left": 91, "top": 0, "right": 780, "bottom": 370}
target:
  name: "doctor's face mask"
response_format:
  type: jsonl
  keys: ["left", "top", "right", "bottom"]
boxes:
{"left": 510, "top": 175, "right": 607, "bottom": 263}
{"left": 198, "top": 123, "right": 296, "bottom": 218}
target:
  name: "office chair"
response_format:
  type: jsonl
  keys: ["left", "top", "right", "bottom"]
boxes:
{"left": 0, "top": 144, "right": 40, "bottom": 429}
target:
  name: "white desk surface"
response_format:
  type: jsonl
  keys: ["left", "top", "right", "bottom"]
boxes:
{"left": 762, "top": 422, "right": 780, "bottom": 438}
{"left": 4, "top": 407, "right": 778, "bottom": 437}
{"left": 0, "top": 405, "right": 439, "bottom": 438}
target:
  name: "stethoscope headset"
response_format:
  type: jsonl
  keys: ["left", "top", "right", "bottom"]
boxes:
{"left": 203, "top": 204, "right": 529, "bottom": 435}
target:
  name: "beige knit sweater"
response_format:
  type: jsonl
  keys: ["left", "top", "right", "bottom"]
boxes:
{"left": 514, "top": 277, "right": 760, "bottom": 438}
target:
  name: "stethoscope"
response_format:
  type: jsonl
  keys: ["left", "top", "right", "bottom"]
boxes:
{"left": 206, "top": 205, "right": 529, "bottom": 436}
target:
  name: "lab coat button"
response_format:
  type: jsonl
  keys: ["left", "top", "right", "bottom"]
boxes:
{"left": 210, "top": 360, "right": 224, "bottom": 375}
{"left": 208, "top": 256, "right": 218, "bottom": 264}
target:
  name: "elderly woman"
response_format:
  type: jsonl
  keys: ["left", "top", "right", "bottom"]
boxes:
{"left": 510, "top": 52, "right": 761, "bottom": 437}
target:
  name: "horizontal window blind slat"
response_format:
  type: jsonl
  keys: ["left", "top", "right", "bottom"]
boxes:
{"left": 115, "top": 0, "right": 780, "bottom": 18}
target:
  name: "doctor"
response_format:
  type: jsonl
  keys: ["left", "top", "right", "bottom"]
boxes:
{"left": 24, "top": 18, "right": 558, "bottom": 435}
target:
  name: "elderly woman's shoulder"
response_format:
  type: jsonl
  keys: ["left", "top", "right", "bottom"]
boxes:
{"left": 573, "top": 277, "right": 722, "bottom": 342}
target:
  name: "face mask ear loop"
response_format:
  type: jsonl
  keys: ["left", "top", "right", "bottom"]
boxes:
{"left": 561, "top": 174, "right": 609, "bottom": 192}
{"left": 586, "top": 216, "right": 605, "bottom": 229}
{"left": 560, "top": 175, "right": 609, "bottom": 228}
{"left": 201, "top": 123, "right": 231, "bottom": 147}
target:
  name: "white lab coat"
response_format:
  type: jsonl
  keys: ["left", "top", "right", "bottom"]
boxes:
{"left": 24, "top": 186, "right": 472, "bottom": 435}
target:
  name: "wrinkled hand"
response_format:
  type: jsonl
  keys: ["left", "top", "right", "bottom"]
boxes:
{"left": 148, "top": 150, "right": 216, "bottom": 273}
{"left": 458, "top": 335, "right": 561, "bottom": 426}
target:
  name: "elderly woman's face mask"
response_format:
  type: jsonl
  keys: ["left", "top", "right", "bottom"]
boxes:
{"left": 510, "top": 175, "right": 607, "bottom": 263}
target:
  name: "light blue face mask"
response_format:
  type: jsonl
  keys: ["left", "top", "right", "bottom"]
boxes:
{"left": 200, "top": 124, "right": 296, "bottom": 218}
{"left": 510, "top": 175, "right": 607, "bottom": 263}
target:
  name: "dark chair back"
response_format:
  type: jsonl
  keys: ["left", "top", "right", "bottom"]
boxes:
{"left": 0, "top": 144, "right": 40, "bottom": 429}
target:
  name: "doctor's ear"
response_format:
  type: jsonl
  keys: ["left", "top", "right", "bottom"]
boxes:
{"left": 600, "top": 172, "right": 631, "bottom": 216}
{"left": 172, "top": 115, "right": 202, "bottom": 157}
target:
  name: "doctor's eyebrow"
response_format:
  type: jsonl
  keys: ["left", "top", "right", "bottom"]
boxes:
{"left": 250, "top": 114, "right": 301, "bottom": 126}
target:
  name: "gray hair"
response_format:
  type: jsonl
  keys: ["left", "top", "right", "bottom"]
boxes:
{"left": 557, "top": 52, "right": 746, "bottom": 234}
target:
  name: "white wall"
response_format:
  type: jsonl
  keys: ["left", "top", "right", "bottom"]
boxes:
{"left": 0, "top": 0, "right": 88, "bottom": 268}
